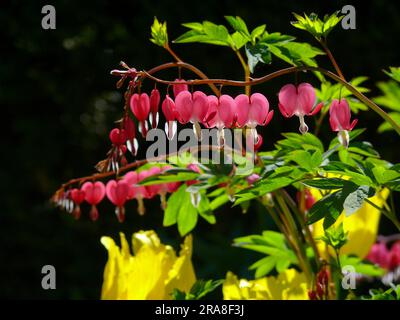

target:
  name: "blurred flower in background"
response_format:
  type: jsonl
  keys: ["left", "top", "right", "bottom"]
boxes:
{"left": 222, "top": 269, "right": 308, "bottom": 300}
{"left": 100, "top": 230, "right": 196, "bottom": 299}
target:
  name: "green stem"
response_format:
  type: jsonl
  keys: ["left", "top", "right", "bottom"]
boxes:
{"left": 281, "top": 189, "right": 321, "bottom": 267}
{"left": 335, "top": 249, "right": 342, "bottom": 271}
{"left": 365, "top": 198, "right": 400, "bottom": 231}
{"left": 319, "top": 40, "right": 345, "bottom": 80}
{"left": 275, "top": 193, "right": 313, "bottom": 282}
{"left": 235, "top": 50, "right": 251, "bottom": 95}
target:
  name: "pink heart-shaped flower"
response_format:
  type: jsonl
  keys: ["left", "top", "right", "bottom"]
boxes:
{"left": 130, "top": 93, "right": 150, "bottom": 121}
{"left": 81, "top": 181, "right": 105, "bottom": 205}
{"left": 109, "top": 128, "right": 127, "bottom": 146}
{"left": 70, "top": 188, "right": 85, "bottom": 205}
{"left": 106, "top": 180, "right": 130, "bottom": 207}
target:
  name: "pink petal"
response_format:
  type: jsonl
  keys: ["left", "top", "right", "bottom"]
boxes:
{"left": 263, "top": 110, "right": 274, "bottom": 126}
{"left": 234, "top": 94, "right": 250, "bottom": 127}
{"left": 161, "top": 95, "right": 176, "bottom": 121}
{"left": 192, "top": 91, "right": 209, "bottom": 122}
{"left": 296, "top": 83, "right": 316, "bottom": 115}
{"left": 248, "top": 93, "right": 269, "bottom": 126}
{"left": 82, "top": 181, "right": 105, "bottom": 205}
{"left": 174, "top": 90, "right": 193, "bottom": 124}
{"left": 130, "top": 93, "right": 150, "bottom": 121}
{"left": 219, "top": 95, "right": 236, "bottom": 128}
{"left": 106, "top": 180, "right": 129, "bottom": 207}
{"left": 205, "top": 95, "right": 219, "bottom": 128}
{"left": 278, "top": 84, "right": 297, "bottom": 117}
{"left": 173, "top": 79, "right": 189, "bottom": 98}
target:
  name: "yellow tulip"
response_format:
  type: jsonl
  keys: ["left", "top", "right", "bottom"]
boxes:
{"left": 223, "top": 269, "right": 309, "bottom": 300}
{"left": 100, "top": 230, "right": 196, "bottom": 300}
{"left": 310, "top": 187, "right": 389, "bottom": 259}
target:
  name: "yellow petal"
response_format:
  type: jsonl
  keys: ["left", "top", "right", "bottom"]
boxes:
{"left": 100, "top": 236, "right": 123, "bottom": 299}
{"left": 132, "top": 230, "right": 162, "bottom": 254}
{"left": 223, "top": 269, "right": 308, "bottom": 300}
{"left": 100, "top": 230, "right": 195, "bottom": 300}
{"left": 165, "top": 234, "right": 196, "bottom": 299}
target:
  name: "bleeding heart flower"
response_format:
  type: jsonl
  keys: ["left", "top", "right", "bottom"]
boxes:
{"left": 123, "top": 117, "right": 138, "bottom": 156}
{"left": 106, "top": 180, "right": 130, "bottom": 222}
{"left": 389, "top": 241, "right": 400, "bottom": 270}
{"left": 367, "top": 242, "right": 390, "bottom": 269}
{"left": 161, "top": 95, "right": 177, "bottom": 140}
{"left": 109, "top": 128, "right": 127, "bottom": 146}
{"left": 235, "top": 93, "right": 274, "bottom": 143}
{"left": 175, "top": 90, "right": 209, "bottom": 140}
{"left": 70, "top": 188, "right": 85, "bottom": 205}
{"left": 122, "top": 171, "right": 148, "bottom": 215}
{"left": 296, "top": 189, "right": 316, "bottom": 212}
{"left": 186, "top": 164, "right": 202, "bottom": 207}
{"left": 172, "top": 79, "right": 189, "bottom": 98}
{"left": 246, "top": 174, "right": 260, "bottom": 185}
{"left": 149, "top": 88, "right": 160, "bottom": 129}
{"left": 329, "top": 98, "right": 358, "bottom": 148}
{"left": 278, "top": 83, "right": 323, "bottom": 134}
{"left": 205, "top": 94, "right": 237, "bottom": 145}
{"left": 206, "top": 94, "right": 237, "bottom": 128}
{"left": 235, "top": 93, "right": 273, "bottom": 127}
{"left": 81, "top": 181, "right": 106, "bottom": 221}
{"left": 130, "top": 93, "right": 150, "bottom": 137}
{"left": 70, "top": 188, "right": 85, "bottom": 220}
{"left": 143, "top": 167, "right": 162, "bottom": 198}
{"left": 245, "top": 132, "right": 263, "bottom": 153}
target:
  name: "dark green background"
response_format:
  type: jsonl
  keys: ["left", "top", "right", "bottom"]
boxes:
{"left": 1, "top": 0, "right": 399, "bottom": 299}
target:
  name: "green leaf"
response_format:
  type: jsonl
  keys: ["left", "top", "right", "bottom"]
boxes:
{"left": 234, "top": 231, "right": 297, "bottom": 277}
{"left": 341, "top": 255, "right": 385, "bottom": 277}
{"left": 224, "top": 16, "right": 251, "bottom": 38}
{"left": 140, "top": 170, "right": 200, "bottom": 185}
{"left": 378, "top": 112, "right": 400, "bottom": 133}
{"left": 319, "top": 223, "right": 348, "bottom": 250}
{"left": 286, "top": 149, "right": 322, "bottom": 171}
{"left": 210, "top": 193, "right": 229, "bottom": 210}
{"left": 277, "top": 132, "right": 324, "bottom": 154}
{"left": 164, "top": 185, "right": 199, "bottom": 235}
{"left": 245, "top": 42, "right": 271, "bottom": 73}
{"left": 197, "top": 195, "right": 216, "bottom": 224}
{"left": 302, "top": 178, "right": 348, "bottom": 190}
{"left": 231, "top": 31, "right": 249, "bottom": 50}
{"left": 249, "top": 256, "right": 276, "bottom": 278}
{"left": 177, "top": 192, "right": 198, "bottom": 236}
{"left": 260, "top": 31, "right": 295, "bottom": 44}
{"left": 343, "top": 185, "right": 375, "bottom": 216}
{"left": 307, "top": 190, "right": 344, "bottom": 227}
{"left": 250, "top": 25, "right": 266, "bottom": 42}
{"left": 372, "top": 166, "right": 400, "bottom": 184}
{"left": 383, "top": 66, "right": 400, "bottom": 83}
{"left": 172, "top": 279, "right": 223, "bottom": 300}
{"left": 291, "top": 11, "right": 343, "bottom": 40}
{"left": 174, "top": 21, "right": 233, "bottom": 47}
{"left": 150, "top": 17, "right": 168, "bottom": 47}
{"left": 163, "top": 185, "right": 186, "bottom": 226}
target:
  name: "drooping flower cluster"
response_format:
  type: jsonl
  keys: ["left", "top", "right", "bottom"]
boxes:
{"left": 109, "top": 80, "right": 275, "bottom": 154}
{"left": 55, "top": 78, "right": 359, "bottom": 223}
{"left": 105, "top": 78, "right": 358, "bottom": 174}
{"left": 65, "top": 166, "right": 181, "bottom": 222}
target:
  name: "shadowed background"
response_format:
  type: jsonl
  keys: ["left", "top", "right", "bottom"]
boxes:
{"left": 1, "top": 0, "right": 399, "bottom": 299}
